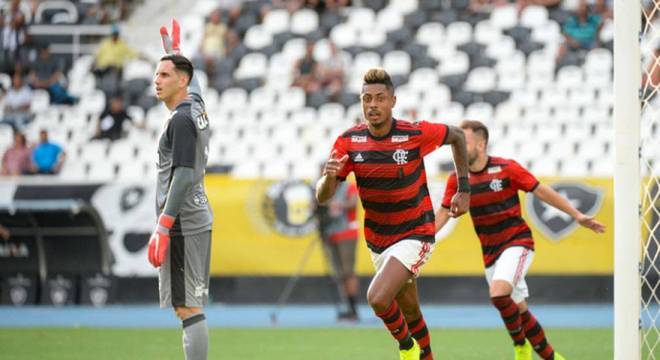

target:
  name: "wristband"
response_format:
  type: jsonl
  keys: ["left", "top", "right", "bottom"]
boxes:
{"left": 457, "top": 176, "right": 470, "bottom": 193}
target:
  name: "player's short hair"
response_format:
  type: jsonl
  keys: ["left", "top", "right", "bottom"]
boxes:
{"left": 363, "top": 68, "right": 394, "bottom": 93}
{"left": 160, "top": 54, "right": 193, "bottom": 85}
{"left": 459, "top": 120, "right": 489, "bottom": 145}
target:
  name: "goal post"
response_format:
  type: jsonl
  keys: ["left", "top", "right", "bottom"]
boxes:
{"left": 614, "top": 0, "right": 642, "bottom": 359}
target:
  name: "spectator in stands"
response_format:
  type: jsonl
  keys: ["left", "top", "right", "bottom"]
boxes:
{"left": 1, "top": 131, "right": 31, "bottom": 176}
{"left": 92, "top": 24, "right": 137, "bottom": 94}
{"left": 31, "top": 129, "right": 65, "bottom": 175}
{"left": 516, "top": 0, "right": 561, "bottom": 13}
{"left": 0, "top": 0, "right": 28, "bottom": 75}
{"left": 556, "top": 0, "right": 602, "bottom": 64}
{"left": 91, "top": 95, "right": 133, "bottom": 141}
{"left": 318, "top": 42, "right": 345, "bottom": 101}
{"left": 28, "top": 46, "right": 77, "bottom": 105}
{"left": 199, "top": 9, "right": 228, "bottom": 80}
{"left": 1, "top": 73, "right": 32, "bottom": 130}
{"left": 592, "top": 0, "right": 613, "bottom": 20}
{"left": 292, "top": 41, "right": 321, "bottom": 94}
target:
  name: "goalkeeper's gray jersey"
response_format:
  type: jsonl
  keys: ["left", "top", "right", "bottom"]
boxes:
{"left": 155, "top": 93, "right": 212, "bottom": 235}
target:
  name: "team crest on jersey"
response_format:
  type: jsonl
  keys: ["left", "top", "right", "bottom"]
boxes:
{"left": 192, "top": 192, "right": 208, "bottom": 206}
{"left": 391, "top": 135, "right": 409, "bottom": 142}
{"left": 351, "top": 135, "right": 367, "bottom": 143}
{"left": 354, "top": 153, "right": 364, "bottom": 162}
{"left": 196, "top": 112, "right": 209, "bottom": 130}
{"left": 526, "top": 183, "right": 604, "bottom": 241}
{"left": 393, "top": 149, "right": 408, "bottom": 165}
{"left": 489, "top": 178, "right": 503, "bottom": 192}
{"left": 487, "top": 166, "right": 502, "bottom": 174}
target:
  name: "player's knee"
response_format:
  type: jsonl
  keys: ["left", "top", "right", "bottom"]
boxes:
{"left": 489, "top": 281, "right": 513, "bottom": 298}
{"left": 366, "top": 288, "right": 390, "bottom": 313}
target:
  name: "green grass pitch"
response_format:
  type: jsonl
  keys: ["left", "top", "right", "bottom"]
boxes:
{"left": 0, "top": 327, "right": 619, "bottom": 359}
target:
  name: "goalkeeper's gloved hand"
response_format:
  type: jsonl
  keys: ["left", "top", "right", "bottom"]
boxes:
{"left": 160, "top": 18, "right": 181, "bottom": 55}
{"left": 147, "top": 213, "right": 175, "bottom": 268}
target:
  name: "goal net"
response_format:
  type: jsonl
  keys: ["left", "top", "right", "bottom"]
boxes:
{"left": 641, "top": 1, "right": 660, "bottom": 358}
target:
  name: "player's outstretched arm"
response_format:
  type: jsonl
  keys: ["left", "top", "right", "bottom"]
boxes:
{"left": 316, "top": 150, "right": 348, "bottom": 204}
{"left": 445, "top": 125, "right": 470, "bottom": 217}
{"left": 160, "top": 18, "right": 203, "bottom": 97}
{"left": 532, "top": 184, "right": 606, "bottom": 233}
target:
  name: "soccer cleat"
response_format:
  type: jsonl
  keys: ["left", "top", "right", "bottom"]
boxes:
{"left": 514, "top": 339, "right": 533, "bottom": 360}
{"left": 554, "top": 352, "right": 567, "bottom": 360}
{"left": 399, "top": 338, "right": 420, "bottom": 360}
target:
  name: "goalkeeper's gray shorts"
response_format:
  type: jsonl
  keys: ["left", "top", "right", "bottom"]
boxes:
{"left": 158, "top": 230, "right": 211, "bottom": 308}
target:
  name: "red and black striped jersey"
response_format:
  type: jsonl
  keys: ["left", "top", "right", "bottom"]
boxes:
{"left": 442, "top": 156, "right": 539, "bottom": 267}
{"left": 331, "top": 119, "right": 449, "bottom": 253}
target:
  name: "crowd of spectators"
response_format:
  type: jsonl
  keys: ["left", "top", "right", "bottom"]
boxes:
{"left": 1, "top": 128, "right": 65, "bottom": 176}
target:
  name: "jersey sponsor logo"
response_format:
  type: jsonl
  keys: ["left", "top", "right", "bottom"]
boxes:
{"left": 354, "top": 153, "right": 364, "bottom": 162}
{"left": 488, "top": 166, "right": 502, "bottom": 174}
{"left": 393, "top": 149, "right": 408, "bottom": 165}
{"left": 261, "top": 180, "right": 316, "bottom": 237}
{"left": 196, "top": 112, "right": 209, "bottom": 130}
{"left": 351, "top": 135, "right": 367, "bottom": 143}
{"left": 391, "top": 135, "right": 409, "bottom": 142}
{"left": 489, "top": 178, "right": 504, "bottom": 192}
{"left": 526, "top": 183, "right": 604, "bottom": 240}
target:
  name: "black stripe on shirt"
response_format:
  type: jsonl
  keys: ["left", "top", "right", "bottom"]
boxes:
{"left": 357, "top": 162, "right": 424, "bottom": 190}
{"left": 474, "top": 216, "right": 526, "bottom": 235}
{"left": 469, "top": 194, "right": 520, "bottom": 217}
{"left": 365, "top": 210, "right": 435, "bottom": 235}
{"left": 362, "top": 184, "right": 429, "bottom": 212}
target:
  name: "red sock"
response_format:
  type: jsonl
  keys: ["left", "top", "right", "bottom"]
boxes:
{"left": 408, "top": 316, "right": 433, "bottom": 359}
{"left": 521, "top": 310, "right": 555, "bottom": 359}
{"left": 375, "top": 301, "right": 414, "bottom": 349}
{"left": 491, "top": 295, "right": 526, "bottom": 345}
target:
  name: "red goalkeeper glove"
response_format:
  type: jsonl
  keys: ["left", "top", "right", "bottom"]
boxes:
{"left": 147, "top": 213, "right": 175, "bottom": 268}
{"left": 160, "top": 18, "right": 181, "bottom": 55}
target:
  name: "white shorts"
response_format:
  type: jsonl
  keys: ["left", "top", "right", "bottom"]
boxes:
{"left": 485, "top": 246, "right": 534, "bottom": 304}
{"left": 370, "top": 240, "right": 435, "bottom": 277}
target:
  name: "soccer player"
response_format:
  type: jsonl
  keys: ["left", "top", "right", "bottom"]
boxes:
{"left": 316, "top": 68, "right": 470, "bottom": 360}
{"left": 147, "top": 19, "right": 213, "bottom": 360}
{"left": 435, "top": 120, "right": 606, "bottom": 360}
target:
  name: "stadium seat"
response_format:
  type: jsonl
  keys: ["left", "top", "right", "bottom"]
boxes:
{"left": 318, "top": 103, "right": 346, "bottom": 125}
{"left": 359, "top": 28, "right": 387, "bottom": 48}
{"left": 263, "top": 9, "right": 290, "bottom": 34}
{"left": 557, "top": 66, "right": 584, "bottom": 91}
{"left": 494, "top": 101, "right": 522, "bottom": 125}
{"left": 439, "top": 102, "right": 464, "bottom": 125}
{"left": 438, "top": 52, "right": 469, "bottom": 76}
{"left": 591, "top": 157, "right": 614, "bottom": 176}
{"left": 578, "top": 138, "right": 607, "bottom": 160}
{"left": 486, "top": 36, "right": 516, "bottom": 60}
{"left": 79, "top": 90, "right": 106, "bottom": 116}
{"left": 330, "top": 24, "right": 358, "bottom": 48}
{"left": 235, "top": 53, "right": 268, "bottom": 79}
{"left": 278, "top": 87, "right": 306, "bottom": 112}
{"left": 375, "top": 7, "right": 405, "bottom": 32}
{"left": 567, "top": 87, "right": 596, "bottom": 108}
{"left": 291, "top": 9, "right": 319, "bottom": 35}
{"left": 560, "top": 158, "right": 590, "bottom": 176}
{"left": 465, "top": 67, "right": 496, "bottom": 93}
{"left": 445, "top": 21, "right": 473, "bottom": 45}
{"left": 219, "top": 88, "right": 249, "bottom": 112}
{"left": 422, "top": 84, "right": 451, "bottom": 106}
{"left": 30, "top": 90, "right": 50, "bottom": 114}
{"left": 35, "top": 0, "right": 78, "bottom": 24}
{"left": 245, "top": 25, "right": 274, "bottom": 50}
{"left": 383, "top": 51, "right": 412, "bottom": 76}
{"left": 250, "top": 86, "right": 278, "bottom": 111}
{"left": 465, "top": 102, "right": 494, "bottom": 122}
{"left": 387, "top": 0, "right": 419, "bottom": 15}
{"left": 474, "top": 20, "right": 501, "bottom": 45}
{"left": 554, "top": 105, "right": 582, "bottom": 125}
{"left": 348, "top": 7, "right": 376, "bottom": 31}
{"left": 530, "top": 157, "right": 558, "bottom": 176}
{"left": 490, "top": 4, "right": 517, "bottom": 30}
{"left": 416, "top": 22, "right": 444, "bottom": 46}
{"left": 427, "top": 41, "right": 456, "bottom": 62}
{"left": 531, "top": 21, "right": 561, "bottom": 44}
{"left": 520, "top": 5, "right": 548, "bottom": 28}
